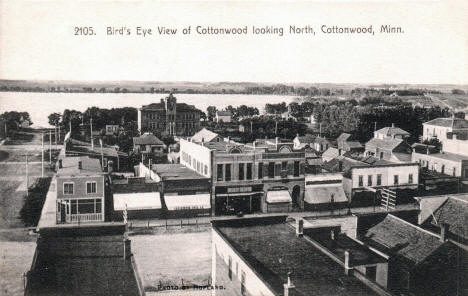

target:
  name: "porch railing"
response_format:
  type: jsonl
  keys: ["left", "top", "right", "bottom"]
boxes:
{"left": 67, "top": 213, "right": 103, "bottom": 223}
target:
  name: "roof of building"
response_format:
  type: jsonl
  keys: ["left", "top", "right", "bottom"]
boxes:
{"left": 296, "top": 134, "right": 316, "bottom": 143}
{"left": 364, "top": 214, "right": 445, "bottom": 265}
{"left": 375, "top": 126, "right": 410, "bottom": 137}
{"left": 424, "top": 117, "right": 468, "bottom": 129}
{"left": 191, "top": 128, "right": 219, "bottom": 143}
{"left": 431, "top": 196, "right": 468, "bottom": 240}
{"left": 66, "top": 138, "right": 126, "bottom": 158}
{"left": 305, "top": 228, "right": 386, "bottom": 266}
{"left": 304, "top": 184, "right": 348, "bottom": 204}
{"left": 57, "top": 156, "right": 103, "bottom": 176}
{"left": 322, "top": 147, "right": 340, "bottom": 160}
{"left": 413, "top": 151, "right": 468, "bottom": 162}
{"left": 152, "top": 164, "right": 208, "bottom": 180}
{"left": 314, "top": 136, "right": 333, "bottom": 145}
{"left": 336, "top": 133, "right": 352, "bottom": 143}
{"left": 391, "top": 152, "right": 412, "bottom": 163}
{"left": 216, "top": 110, "right": 232, "bottom": 116}
{"left": 133, "top": 133, "right": 165, "bottom": 146}
{"left": 343, "top": 141, "right": 363, "bottom": 149}
{"left": 365, "top": 137, "right": 404, "bottom": 151}
{"left": 113, "top": 192, "right": 161, "bottom": 211}
{"left": 214, "top": 218, "right": 377, "bottom": 296}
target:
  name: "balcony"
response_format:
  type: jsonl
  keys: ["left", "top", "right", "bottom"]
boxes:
{"left": 67, "top": 213, "right": 103, "bottom": 223}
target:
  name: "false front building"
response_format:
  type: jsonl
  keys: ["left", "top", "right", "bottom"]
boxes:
{"left": 137, "top": 93, "right": 201, "bottom": 136}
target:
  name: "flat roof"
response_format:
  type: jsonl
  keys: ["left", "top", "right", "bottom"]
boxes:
{"left": 214, "top": 217, "right": 376, "bottom": 296}
{"left": 113, "top": 192, "right": 161, "bottom": 211}
{"left": 57, "top": 156, "right": 104, "bottom": 176}
{"left": 414, "top": 151, "right": 468, "bottom": 162}
{"left": 152, "top": 164, "right": 208, "bottom": 180}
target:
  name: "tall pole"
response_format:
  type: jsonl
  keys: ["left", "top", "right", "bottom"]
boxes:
{"left": 49, "top": 130, "right": 52, "bottom": 164}
{"left": 58, "top": 125, "right": 61, "bottom": 142}
{"left": 25, "top": 154, "right": 29, "bottom": 196}
{"left": 55, "top": 125, "right": 58, "bottom": 150}
{"left": 90, "top": 117, "right": 94, "bottom": 150}
{"left": 275, "top": 121, "right": 278, "bottom": 136}
{"left": 41, "top": 133, "right": 44, "bottom": 177}
{"left": 374, "top": 121, "right": 377, "bottom": 132}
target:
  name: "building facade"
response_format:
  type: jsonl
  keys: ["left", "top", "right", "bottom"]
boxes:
{"left": 422, "top": 116, "right": 468, "bottom": 142}
{"left": 137, "top": 93, "right": 201, "bottom": 136}
{"left": 180, "top": 132, "right": 306, "bottom": 216}
{"left": 56, "top": 157, "right": 107, "bottom": 223}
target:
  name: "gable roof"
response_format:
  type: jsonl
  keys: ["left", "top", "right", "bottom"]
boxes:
{"left": 133, "top": 133, "right": 165, "bottom": 146}
{"left": 431, "top": 196, "right": 468, "bottom": 240}
{"left": 424, "top": 117, "right": 468, "bottom": 129}
{"left": 337, "top": 133, "right": 352, "bottom": 143}
{"left": 191, "top": 128, "right": 219, "bottom": 143}
{"left": 343, "top": 141, "right": 363, "bottom": 149}
{"left": 365, "top": 215, "right": 444, "bottom": 265}
{"left": 322, "top": 147, "right": 340, "bottom": 160}
{"left": 365, "top": 137, "right": 404, "bottom": 151}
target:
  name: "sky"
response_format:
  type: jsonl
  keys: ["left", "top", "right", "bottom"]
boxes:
{"left": 0, "top": 0, "right": 467, "bottom": 85}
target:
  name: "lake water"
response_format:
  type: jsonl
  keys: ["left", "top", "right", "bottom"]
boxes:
{"left": 0, "top": 92, "right": 296, "bottom": 127}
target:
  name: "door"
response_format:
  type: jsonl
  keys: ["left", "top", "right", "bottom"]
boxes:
{"left": 60, "top": 203, "right": 66, "bottom": 223}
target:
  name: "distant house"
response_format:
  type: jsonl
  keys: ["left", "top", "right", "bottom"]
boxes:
{"left": 190, "top": 128, "right": 223, "bottom": 143}
{"left": 105, "top": 125, "right": 120, "bottom": 135}
{"left": 133, "top": 133, "right": 166, "bottom": 155}
{"left": 313, "top": 136, "right": 334, "bottom": 153}
{"left": 423, "top": 116, "right": 468, "bottom": 141}
{"left": 365, "top": 135, "right": 412, "bottom": 163}
{"left": 374, "top": 124, "right": 410, "bottom": 140}
{"left": 337, "top": 133, "right": 364, "bottom": 154}
{"left": 293, "top": 134, "right": 315, "bottom": 150}
{"left": 215, "top": 110, "right": 232, "bottom": 123}
{"left": 363, "top": 214, "right": 467, "bottom": 296}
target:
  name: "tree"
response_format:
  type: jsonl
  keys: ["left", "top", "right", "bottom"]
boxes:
{"left": 451, "top": 89, "right": 466, "bottom": 95}
{"left": 48, "top": 113, "right": 61, "bottom": 127}
{"left": 0, "top": 111, "right": 33, "bottom": 131}
{"left": 207, "top": 106, "right": 217, "bottom": 121}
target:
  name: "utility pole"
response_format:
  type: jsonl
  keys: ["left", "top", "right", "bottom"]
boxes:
{"left": 49, "top": 129, "right": 52, "bottom": 164}
{"left": 41, "top": 133, "right": 44, "bottom": 177}
{"left": 275, "top": 121, "right": 278, "bottom": 136}
{"left": 90, "top": 117, "right": 94, "bottom": 150}
{"left": 58, "top": 125, "right": 61, "bottom": 142}
{"left": 25, "top": 154, "right": 29, "bottom": 196}
{"left": 55, "top": 125, "right": 58, "bottom": 150}
{"left": 374, "top": 121, "right": 377, "bottom": 132}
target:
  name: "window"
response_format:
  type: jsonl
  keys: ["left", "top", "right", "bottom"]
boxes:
{"left": 246, "top": 163, "right": 252, "bottom": 180}
{"left": 368, "top": 175, "right": 372, "bottom": 186}
{"left": 228, "top": 256, "right": 232, "bottom": 280}
{"left": 225, "top": 164, "right": 231, "bottom": 181}
{"left": 204, "top": 165, "right": 208, "bottom": 175}
{"left": 453, "top": 167, "right": 456, "bottom": 176}
{"left": 441, "top": 165, "right": 445, "bottom": 174}
{"left": 379, "top": 152, "right": 384, "bottom": 159}
{"left": 358, "top": 175, "right": 363, "bottom": 187}
{"left": 78, "top": 199, "right": 96, "bottom": 214}
{"left": 377, "top": 174, "right": 382, "bottom": 186}
{"left": 258, "top": 162, "right": 263, "bottom": 179}
{"left": 217, "top": 164, "right": 223, "bottom": 181}
{"left": 366, "top": 266, "right": 377, "bottom": 281}
{"left": 239, "top": 163, "right": 245, "bottom": 180}
{"left": 63, "top": 182, "right": 74, "bottom": 195}
{"left": 281, "top": 161, "right": 287, "bottom": 170}
{"left": 294, "top": 161, "right": 300, "bottom": 177}
{"left": 408, "top": 174, "right": 413, "bottom": 184}
{"left": 241, "top": 271, "right": 246, "bottom": 296}
{"left": 394, "top": 175, "right": 399, "bottom": 185}
{"left": 86, "top": 182, "right": 97, "bottom": 194}
{"left": 268, "top": 162, "right": 275, "bottom": 178}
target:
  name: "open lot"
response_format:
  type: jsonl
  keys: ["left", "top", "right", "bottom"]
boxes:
{"left": 131, "top": 228, "right": 212, "bottom": 293}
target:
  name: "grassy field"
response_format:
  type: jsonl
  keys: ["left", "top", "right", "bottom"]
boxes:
{"left": 0, "top": 180, "right": 24, "bottom": 229}
{"left": 131, "top": 229, "right": 212, "bottom": 293}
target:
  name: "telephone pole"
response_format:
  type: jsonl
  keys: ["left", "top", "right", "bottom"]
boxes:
{"left": 25, "top": 154, "right": 29, "bottom": 196}
{"left": 49, "top": 129, "right": 52, "bottom": 164}
{"left": 41, "top": 133, "right": 44, "bottom": 177}
{"left": 90, "top": 117, "right": 94, "bottom": 150}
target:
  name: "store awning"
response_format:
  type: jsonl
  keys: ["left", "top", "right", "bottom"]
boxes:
{"left": 266, "top": 190, "right": 292, "bottom": 204}
{"left": 304, "top": 185, "right": 347, "bottom": 204}
{"left": 165, "top": 194, "right": 211, "bottom": 210}
{"left": 113, "top": 192, "right": 161, "bottom": 211}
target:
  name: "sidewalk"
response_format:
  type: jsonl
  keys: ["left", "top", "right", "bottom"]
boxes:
{"left": 128, "top": 203, "right": 419, "bottom": 228}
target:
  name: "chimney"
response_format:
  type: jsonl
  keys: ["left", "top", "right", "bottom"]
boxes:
{"left": 344, "top": 250, "right": 352, "bottom": 275}
{"left": 440, "top": 223, "right": 449, "bottom": 242}
{"left": 276, "top": 137, "right": 279, "bottom": 145}
{"left": 426, "top": 146, "right": 430, "bottom": 155}
{"left": 58, "top": 159, "right": 63, "bottom": 169}
{"left": 149, "top": 158, "right": 152, "bottom": 170}
{"left": 330, "top": 229, "right": 337, "bottom": 248}
{"left": 283, "top": 272, "right": 296, "bottom": 296}
{"left": 78, "top": 160, "right": 82, "bottom": 170}
{"left": 391, "top": 123, "right": 395, "bottom": 128}
{"left": 296, "top": 218, "right": 304, "bottom": 237}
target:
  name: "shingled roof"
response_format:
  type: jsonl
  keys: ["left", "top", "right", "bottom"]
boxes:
{"left": 365, "top": 137, "right": 404, "bottom": 151}
{"left": 431, "top": 196, "right": 468, "bottom": 240}
{"left": 365, "top": 214, "right": 445, "bottom": 265}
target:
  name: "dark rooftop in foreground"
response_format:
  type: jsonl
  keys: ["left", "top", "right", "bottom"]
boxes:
{"left": 213, "top": 217, "right": 376, "bottom": 296}
{"left": 152, "top": 163, "right": 208, "bottom": 180}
